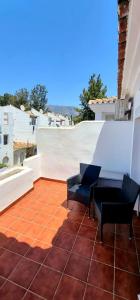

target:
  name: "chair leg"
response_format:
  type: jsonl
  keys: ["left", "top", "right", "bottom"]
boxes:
{"left": 129, "top": 222, "right": 133, "bottom": 240}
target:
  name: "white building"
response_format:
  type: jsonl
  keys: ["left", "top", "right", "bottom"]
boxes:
{"left": 1, "top": 105, "right": 38, "bottom": 144}
{"left": 0, "top": 108, "right": 14, "bottom": 166}
{"left": 45, "top": 112, "right": 72, "bottom": 127}
{"left": 89, "top": 97, "right": 117, "bottom": 120}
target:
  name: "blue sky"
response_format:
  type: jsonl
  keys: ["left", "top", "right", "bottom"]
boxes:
{"left": 0, "top": 0, "right": 117, "bottom": 106}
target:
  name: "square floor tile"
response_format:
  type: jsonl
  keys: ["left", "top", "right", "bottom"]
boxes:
{"left": 38, "top": 227, "right": 58, "bottom": 246}
{"left": 54, "top": 274, "right": 86, "bottom": 300}
{"left": 0, "top": 276, "right": 6, "bottom": 287}
{"left": 72, "top": 236, "right": 94, "bottom": 259}
{"left": 115, "top": 234, "right": 136, "bottom": 253}
{"left": 78, "top": 224, "right": 97, "bottom": 240}
{"left": 62, "top": 219, "right": 80, "bottom": 235}
{"left": 96, "top": 229, "right": 114, "bottom": 247}
{"left": 68, "top": 201, "right": 86, "bottom": 213}
{"left": 0, "top": 215, "right": 17, "bottom": 228}
{"left": 10, "top": 219, "right": 31, "bottom": 234}
{"left": 64, "top": 253, "right": 90, "bottom": 282}
{"left": 0, "top": 229, "right": 18, "bottom": 249}
{"left": 26, "top": 224, "right": 44, "bottom": 239}
{"left": 0, "top": 281, "right": 26, "bottom": 300}
{"left": 44, "top": 246, "right": 70, "bottom": 272}
{"left": 34, "top": 212, "right": 52, "bottom": 226}
{"left": 116, "top": 224, "right": 129, "bottom": 235}
{"left": 93, "top": 243, "right": 114, "bottom": 266}
{"left": 67, "top": 211, "right": 84, "bottom": 224}
{"left": 7, "top": 235, "right": 31, "bottom": 256}
{"left": 0, "top": 249, "right": 21, "bottom": 278}
{"left": 54, "top": 231, "right": 76, "bottom": 251}
{"left": 88, "top": 260, "right": 114, "bottom": 292}
{"left": 82, "top": 215, "right": 98, "bottom": 228}
{"left": 47, "top": 217, "right": 64, "bottom": 230}
{"left": 25, "top": 241, "right": 50, "bottom": 264}
{"left": 9, "top": 257, "right": 40, "bottom": 288}
{"left": 30, "top": 265, "right": 61, "bottom": 299}
{"left": 115, "top": 269, "right": 140, "bottom": 300}
{"left": 84, "top": 285, "right": 113, "bottom": 300}
{"left": 115, "top": 248, "right": 139, "bottom": 274}
{"left": 23, "top": 291, "right": 43, "bottom": 300}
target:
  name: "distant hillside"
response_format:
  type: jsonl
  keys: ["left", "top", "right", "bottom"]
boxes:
{"left": 47, "top": 105, "right": 78, "bottom": 116}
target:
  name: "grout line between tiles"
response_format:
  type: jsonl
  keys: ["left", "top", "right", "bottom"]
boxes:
{"left": 52, "top": 208, "right": 87, "bottom": 300}
{"left": 83, "top": 216, "right": 99, "bottom": 300}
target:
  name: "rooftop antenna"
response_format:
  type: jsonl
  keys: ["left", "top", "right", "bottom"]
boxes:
{"left": 20, "top": 105, "right": 25, "bottom": 111}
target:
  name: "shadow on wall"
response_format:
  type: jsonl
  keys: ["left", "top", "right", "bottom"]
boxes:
{"left": 90, "top": 121, "right": 132, "bottom": 175}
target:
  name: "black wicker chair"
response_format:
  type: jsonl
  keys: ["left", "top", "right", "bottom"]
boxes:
{"left": 67, "top": 163, "right": 101, "bottom": 216}
{"left": 94, "top": 174, "right": 140, "bottom": 242}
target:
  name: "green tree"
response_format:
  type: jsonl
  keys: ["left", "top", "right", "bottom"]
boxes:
{"left": 15, "top": 88, "right": 29, "bottom": 109}
{"left": 30, "top": 84, "right": 48, "bottom": 111}
{"left": 74, "top": 74, "right": 107, "bottom": 123}
{"left": 0, "top": 93, "right": 17, "bottom": 106}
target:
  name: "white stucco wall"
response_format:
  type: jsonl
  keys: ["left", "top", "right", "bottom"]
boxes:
{"left": 37, "top": 121, "right": 132, "bottom": 181}
{"left": 23, "top": 154, "right": 41, "bottom": 182}
{"left": 89, "top": 103, "right": 115, "bottom": 120}
{"left": 0, "top": 167, "right": 33, "bottom": 212}
{"left": 121, "top": 0, "right": 140, "bottom": 190}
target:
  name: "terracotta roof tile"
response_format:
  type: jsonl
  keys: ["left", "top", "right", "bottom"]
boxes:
{"left": 118, "top": 0, "right": 130, "bottom": 98}
{"left": 89, "top": 97, "right": 117, "bottom": 105}
{"left": 13, "top": 141, "right": 35, "bottom": 150}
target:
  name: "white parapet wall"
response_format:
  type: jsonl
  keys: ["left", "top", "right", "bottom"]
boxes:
{"left": 23, "top": 154, "right": 41, "bottom": 182}
{"left": 37, "top": 121, "right": 133, "bottom": 181}
{"left": 0, "top": 167, "right": 33, "bottom": 212}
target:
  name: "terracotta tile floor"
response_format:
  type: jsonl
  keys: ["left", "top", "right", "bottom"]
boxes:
{"left": 0, "top": 179, "right": 140, "bottom": 300}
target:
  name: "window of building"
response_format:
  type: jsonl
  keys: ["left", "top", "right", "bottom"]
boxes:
{"left": 30, "top": 116, "right": 37, "bottom": 126}
{"left": 3, "top": 134, "right": 8, "bottom": 145}
{"left": 3, "top": 156, "right": 9, "bottom": 164}
{"left": 0, "top": 135, "right": 2, "bottom": 144}
{"left": 3, "top": 113, "right": 8, "bottom": 125}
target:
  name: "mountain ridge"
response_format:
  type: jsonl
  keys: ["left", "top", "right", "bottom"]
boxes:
{"left": 47, "top": 104, "right": 78, "bottom": 116}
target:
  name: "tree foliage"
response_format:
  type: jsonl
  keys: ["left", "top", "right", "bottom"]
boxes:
{"left": 73, "top": 74, "right": 107, "bottom": 124}
{"left": 0, "top": 84, "right": 48, "bottom": 111}
{"left": 30, "top": 84, "right": 48, "bottom": 111}
{"left": 15, "top": 88, "right": 29, "bottom": 109}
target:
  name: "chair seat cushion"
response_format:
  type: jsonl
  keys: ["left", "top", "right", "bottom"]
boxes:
{"left": 68, "top": 184, "right": 90, "bottom": 205}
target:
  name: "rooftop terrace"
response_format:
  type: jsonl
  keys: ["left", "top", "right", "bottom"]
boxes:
{"left": 0, "top": 179, "right": 140, "bottom": 300}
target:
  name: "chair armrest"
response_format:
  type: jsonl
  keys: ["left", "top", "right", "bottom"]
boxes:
{"left": 94, "top": 187, "right": 121, "bottom": 201}
{"left": 67, "top": 174, "right": 81, "bottom": 187}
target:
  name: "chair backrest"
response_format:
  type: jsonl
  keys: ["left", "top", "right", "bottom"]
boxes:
{"left": 122, "top": 174, "right": 140, "bottom": 204}
{"left": 80, "top": 163, "right": 101, "bottom": 185}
